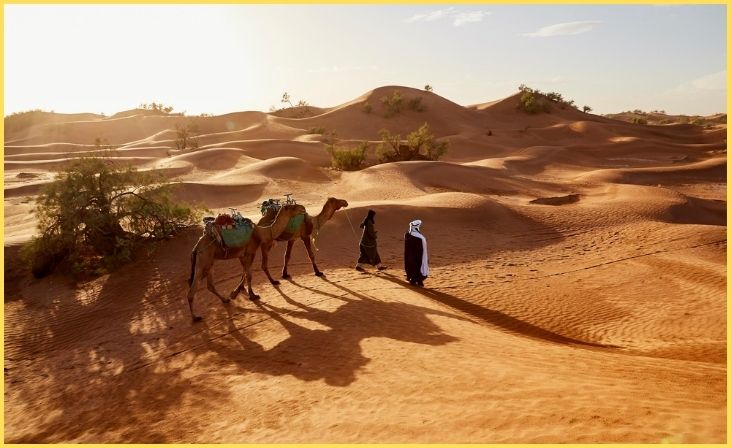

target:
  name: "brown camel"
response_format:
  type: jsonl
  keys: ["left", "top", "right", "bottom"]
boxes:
{"left": 258, "top": 197, "right": 349, "bottom": 285}
{"left": 187, "top": 204, "right": 306, "bottom": 322}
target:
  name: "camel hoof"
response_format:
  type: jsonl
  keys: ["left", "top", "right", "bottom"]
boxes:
{"left": 281, "top": 274, "right": 291, "bottom": 279}
{"left": 249, "top": 294, "right": 261, "bottom": 301}
{"left": 315, "top": 271, "right": 324, "bottom": 277}
{"left": 192, "top": 315, "right": 203, "bottom": 323}
{"left": 222, "top": 298, "right": 231, "bottom": 304}
{"left": 270, "top": 280, "right": 280, "bottom": 286}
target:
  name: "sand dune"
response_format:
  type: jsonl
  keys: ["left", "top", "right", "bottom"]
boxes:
{"left": 3, "top": 85, "right": 726, "bottom": 443}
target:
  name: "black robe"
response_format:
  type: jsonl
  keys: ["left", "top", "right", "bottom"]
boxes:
{"left": 404, "top": 232, "right": 427, "bottom": 282}
{"left": 357, "top": 219, "right": 381, "bottom": 265}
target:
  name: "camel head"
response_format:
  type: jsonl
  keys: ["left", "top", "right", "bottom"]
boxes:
{"left": 327, "top": 197, "right": 349, "bottom": 211}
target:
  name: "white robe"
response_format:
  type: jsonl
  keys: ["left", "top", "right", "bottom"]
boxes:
{"left": 409, "top": 228, "right": 429, "bottom": 277}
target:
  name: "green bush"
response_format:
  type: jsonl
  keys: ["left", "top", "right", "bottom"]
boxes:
{"left": 362, "top": 102, "right": 373, "bottom": 114}
{"left": 632, "top": 117, "right": 648, "bottom": 125}
{"left": 377, "top": 123, "right": 448, "bottom": 163}
{"left": 517, "top": 84, "right": 579, "bottom": 114}
{"left": 381, "top": 91, "right": 404, "bottom": 117}
{"left": 24, "top": 158, "right": 201, "bottom": 277}
{"left": 308, "top": 126, "right": 327, "bottom": 134}
{"left": 407, "top": 97, "right": 426, "bottom": 112}
{"left": 519, "top": 90, "right": 550, "bottom": 114}
{"left": 327, "top": 141, "right": 368, "bottom": 171}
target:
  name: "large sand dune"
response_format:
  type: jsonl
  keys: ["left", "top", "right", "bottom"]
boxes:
{"left": 3, "top": 86, "right": 726, "bottom": 443}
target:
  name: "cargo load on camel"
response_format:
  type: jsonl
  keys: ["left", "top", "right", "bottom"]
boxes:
{"left": 202, "top": 209, "right": 254, "bottom": 248}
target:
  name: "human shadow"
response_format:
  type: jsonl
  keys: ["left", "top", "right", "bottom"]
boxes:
{"left": 199, "top": 277, "right": 468, "bottom": 387}
{"left": 378, "top": 272, "right": 620, "bottom": 350}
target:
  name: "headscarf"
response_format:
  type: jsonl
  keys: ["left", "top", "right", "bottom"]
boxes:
{"left": 409, "top": 219, "right": 422, "bottom": 235}
{"left": 408, "top": 219, "right": 429, "bottom": 277}
{"left": 360, "top": 209, "right": 376, "bottom": 228}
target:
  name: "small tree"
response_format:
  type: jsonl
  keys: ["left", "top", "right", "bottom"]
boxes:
{"left": 583, "top": 105, "right": 593, "bottom": 114}
{"left": 24, "top": 158, "right": 201, "bottom": 277}
{"left": 424, "top": 85, "right": 433, "bottom": 92}
{"left": 175, "top": 122, "right": 200, "bottom": 150}
{"left": 281, "top": 92, "right": 293, "bottom": 108}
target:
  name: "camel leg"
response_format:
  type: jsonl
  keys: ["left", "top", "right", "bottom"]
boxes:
{"left": 302, "top": 236, "right": 323, "bottom": 277}
{"left": 187, "top": 250, "right": 207, "bottom": 322}
{"left": 230, "top": 257, "right": 248, "bottom": 300}
{"left": 261, "top": 242, "right": 279, "bottom": 286}
{"left": 281, "top": 240, "right": 296, "bottom": 279}
{"left": 187, "top": 274, "right": 203, "bottom": 322}
{"left": 243, "top": 252, "right": 261, "bottom": 301}
{"left": 206, "top": 268, "right": 230, "bottom": 304}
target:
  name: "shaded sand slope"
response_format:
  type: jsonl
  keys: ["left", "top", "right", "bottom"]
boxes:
{"left": 4, "top": 85, "right": 726, "bottom": 443}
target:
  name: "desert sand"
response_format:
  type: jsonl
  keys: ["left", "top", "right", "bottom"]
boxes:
{"left": 4, "top": 86, "right": 726, "bottom": 443}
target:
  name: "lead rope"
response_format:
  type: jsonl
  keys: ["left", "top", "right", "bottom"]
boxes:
{"left": 343, "top": 209, "right": 360, "bottom": 242}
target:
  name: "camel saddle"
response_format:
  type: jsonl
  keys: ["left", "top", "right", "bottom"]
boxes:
{"left": 203, "top": 212, "right": 254, "bottom": 248}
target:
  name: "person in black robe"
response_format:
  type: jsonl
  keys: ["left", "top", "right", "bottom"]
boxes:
{"left": 404, "top": 219, "right": 429, "bottom": 286}
{"left": 356, "top": 209, "right": 386, "bottom": 271}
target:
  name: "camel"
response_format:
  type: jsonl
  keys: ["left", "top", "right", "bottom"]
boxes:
{"left": 258, "top": 197, "right": 349, "bottom": 285}
{"left": 187, "top": 204, "right": 306, "bottom": 322}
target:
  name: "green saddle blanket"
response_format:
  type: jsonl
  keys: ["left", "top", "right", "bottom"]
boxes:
{"left": 286, "top": 214, "right": 305, "bottom": 233}
{"left": 219, "top": 226, "right": 253, "bottom": 247}
{"left": 203, "top": 213, "right": 254, "bottom": 248}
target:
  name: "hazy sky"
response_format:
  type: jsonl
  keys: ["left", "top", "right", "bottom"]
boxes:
{"left": 4, "top": 4, "right": 726, "bottom": 116}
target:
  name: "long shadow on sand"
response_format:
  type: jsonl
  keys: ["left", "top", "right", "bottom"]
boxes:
{"left": 198, "top": 277, "right": 471, "bottom": 387}
{"left": 377, "top": 272, "right": 619, "bottom": 350}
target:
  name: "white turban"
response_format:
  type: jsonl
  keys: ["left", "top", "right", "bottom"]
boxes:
{"left": 409, "top": 219, "right": 422, "bottom": 234}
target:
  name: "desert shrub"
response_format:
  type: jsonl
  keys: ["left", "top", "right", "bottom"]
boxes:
{"left": 175, "top": 122, "right": 200, "bottom": 150}
{"left": 94, "top": 137, "right": 116, "bottom": 150}
{"left": 376, "top": 129, "right": 403, "bottom": 163}
{"left": 277, "top": 92, "right": 311, "bottom": 117}
{"left": 23, "top": 158, "right": 201, "bottom": 277}
{"left": 407, "top": 123, "right": 448, "bottom": 160}
{"left": 362, "top": 102, "right": 373, "bottom": 114}
{"left": 424, "top": 84, "right": 433, "bottom": 92}
{"left": 381, "top": 91, "right": 404, "bottom": 117}
{"left": 632, "top": 117, "right": 648, "bottom": 125}
{"left": 139, "top": 102, "right": 174, "bottom": 114}
{"left": 689, "top": 117, "right": 705, "bottom": 126}
{"left": 377, "top": 123, "right": 448, "bottom": 163}
{"left": 519, "top": 90, "right": 550, "bottom": 114}
{"left": 5, "top": 109, "right": 53, "bottom": 134}
{"left": 308, "top": 126, "right": 327, "bottom": 135}
{"left": 407, "top": 96, "right": 426, "bottom": 112}
{"left": 517, "top": 84, "right": 580, "bottom": 113}
{"left": 327, "top": 141, "right": 368, "bottom": 171}
{"left": 583, "top": 105, "right": 593, "bottom": 113}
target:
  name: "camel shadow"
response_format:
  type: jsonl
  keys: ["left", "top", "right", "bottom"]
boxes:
{"left": 377, "top": 272, "right": 620, "bottom": 350}
{"left": 199, "top": 277, "right": 468, "bottom": 387}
